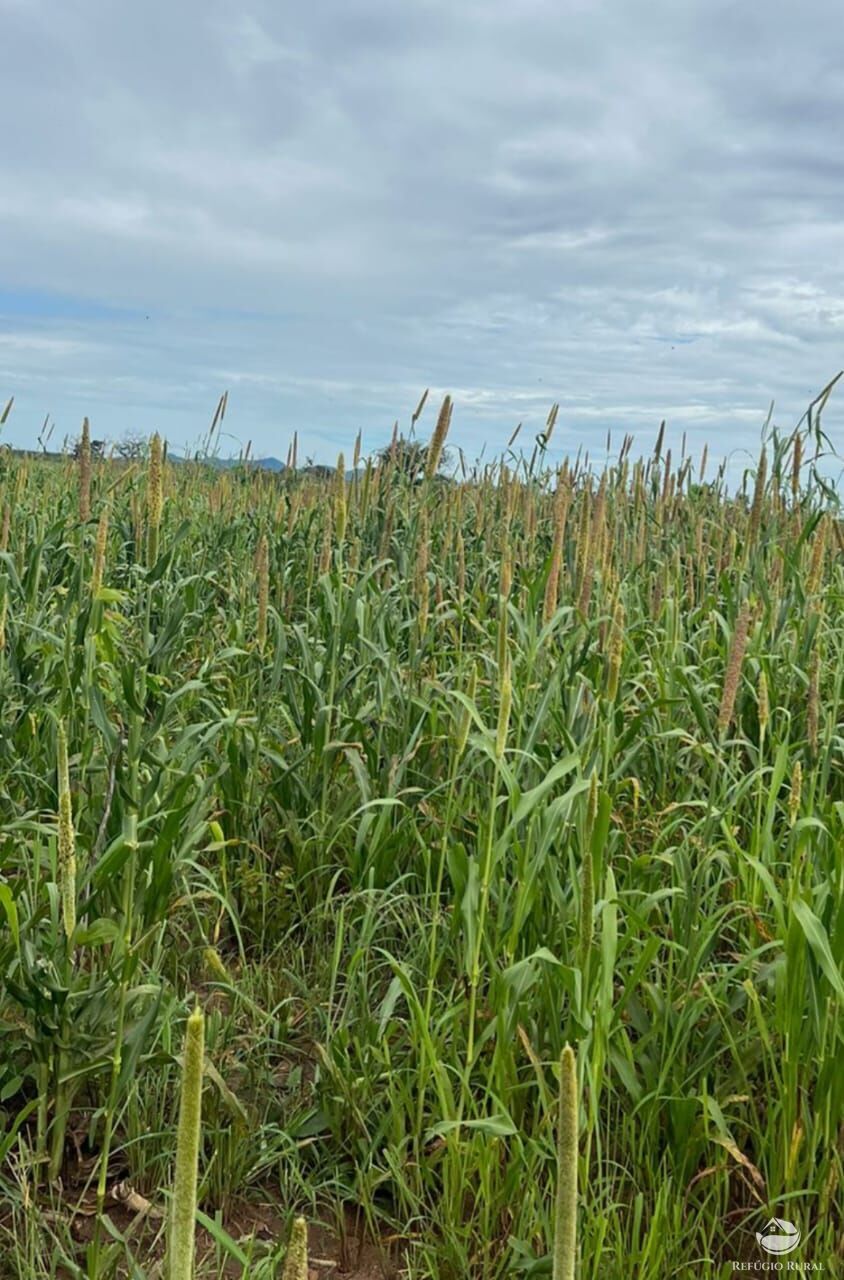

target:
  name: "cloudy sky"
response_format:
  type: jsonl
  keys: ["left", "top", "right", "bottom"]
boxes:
{"left": 1, "top": 0, "right": 843, "bottom": 468}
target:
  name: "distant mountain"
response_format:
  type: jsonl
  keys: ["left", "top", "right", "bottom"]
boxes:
{"left": 3, "top": 447, "right": 351, "bottom": 476}
{"left": 169, "top": 453, "right": 287, "bottom": 472}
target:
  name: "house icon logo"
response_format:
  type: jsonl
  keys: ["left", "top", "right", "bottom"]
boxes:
{"left": 755, "top": 1218, "right": 801, "bottom": 1255}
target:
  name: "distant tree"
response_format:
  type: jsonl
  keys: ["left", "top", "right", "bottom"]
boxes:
{"left": 376, "top": 436, "right": 451, "bottom": 482}
{"left": 72, "top": 436, "right": 105, "bottom": 460}
{"left": 115, "top": 431, "right": 150, "bottom": 461}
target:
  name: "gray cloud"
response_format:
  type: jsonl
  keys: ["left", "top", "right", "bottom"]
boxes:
{"left": 1, "top": 0, "right": 843, "bottom": 467}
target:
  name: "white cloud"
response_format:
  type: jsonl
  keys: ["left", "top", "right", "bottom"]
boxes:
{"left": 0, "top": 0, "right": 842, "bottom": 465}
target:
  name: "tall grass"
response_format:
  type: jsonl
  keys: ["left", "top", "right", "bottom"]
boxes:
{"left": 0, "top": 395, "right": 842, "bottom": 1278}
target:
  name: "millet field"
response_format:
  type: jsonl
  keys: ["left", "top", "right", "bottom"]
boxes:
{"left": 0, "top": 389, "right": 842, "bottom": 1278}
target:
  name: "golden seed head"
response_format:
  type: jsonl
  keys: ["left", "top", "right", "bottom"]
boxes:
{"left": 148, "top": 433, "right": 163, "bottom": 528}
{"left": 256, "top": 533, "right": 269, "bottom": 651}
{"left": 147, "top": 433, "right": 164, "bottom": 566}
{"left": 319, "top": 506, "right": 333, "bottom": 575}
{"left": 543, "top": 470, "right": 570, "bottom": 626}
{"left": 807, "top": 516, "right": 827, "bottom": 595}
{"left": 792, "top": 432, "right": 803, "bottom": 501}
{"left": 748, "top": 447, "right": 767, "bottom": 543}
{"left": 412, "top": 387, "right": 429, "bottom": 425}
{"left": 334, "top": 453, "right": 347, "bottom": 545}
{"left": 499, "top": 546, "right": 512, "bottom": 602}
{"left": 576, "top": 484, "right": 593, "bottom": 613}
{"left": 91, "top": 506, "right": 110, "bottom": 596}
{"left": 426, "top": 394, "right": 453, "bottom": 479}
{"left": 660, "top": 450, "right": 672, "bottom": 510}
{"left": 717, "top": 601, "right": 751, "bottom": 737}
{"left": 78, "top": 417, "right": 92, "bottom": 523}
{"left": 788, "top": 760, "right": 802, "bottom": 827}
{"left": 607, "top": 600, "right": 624, "bottom": 702}
{"left": 540, "top": 402, "right": 559, "bottom": 448}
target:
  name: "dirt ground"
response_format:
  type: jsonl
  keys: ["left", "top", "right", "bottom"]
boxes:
{"left": 223, "top": 1202, "right": 404, "bottom": 1279}
{"left": 53, "top": 1183, "right": 405, "bottom": 1279}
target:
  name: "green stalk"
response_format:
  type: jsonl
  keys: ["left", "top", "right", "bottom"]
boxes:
{"left": 465, "top": 785, "right": 499, "bottom": 1070}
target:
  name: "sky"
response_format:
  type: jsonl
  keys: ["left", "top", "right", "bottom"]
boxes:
{"left": 1, "top": 0, "right": 844, "bottom": 470}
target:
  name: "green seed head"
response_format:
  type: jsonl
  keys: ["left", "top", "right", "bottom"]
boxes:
{"left": 56, "top": 721, "right": 77, "bottom": 942}
{"left": 553, "top": 1044, "right": 578, "bottom": 1280}
{"left": 578, "top": 847, "right": 594, "bottom": 971}
{"left": 757, "top": 669, "right": 769, "bottom": 737}
{"left": 586, "top": 771, "right": 599, "bottom": 839}
{"left": 169, "top": 1007, "right": 205, "bottom": 1280}
{"left": 281, "top": 1216, "right": 309, "bottom": 1280}
{"left": 606, "top": 600, "right": 624, "bottom": 702}
{"left": 495, "top": 656, "right": 512, "bottom": 760}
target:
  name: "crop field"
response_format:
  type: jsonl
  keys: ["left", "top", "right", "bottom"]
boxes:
{"left": 0, "top": 394, "right": 842, "bottom": 1278}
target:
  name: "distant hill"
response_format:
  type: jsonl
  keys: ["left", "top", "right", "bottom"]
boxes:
{"left": 170, "top": 453, "right": 287, "bottom": 472}
{"left": 2, "top": 447, "right": 364, "bottom": 477}
{"left": 201, "top": 450, "right": 286, "bottom": 471}
{"left": 3, "top": 445, "right": 289, "bottom": 473}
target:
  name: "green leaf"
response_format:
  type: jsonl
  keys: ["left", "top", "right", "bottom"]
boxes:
{"left": 74, "top": 919, "right": 121, "bottom": 947}
{"left": 0, "top": 882, "right": 20, "bottom": 954}
{"left": 426, "top": 1114, "right": 518, "bottom": 1140}
{"left": 510, "top": 756, "right": 579, "bottom": 828}
{"left": 792, "top": 899, "right": 844, "bottom": 999}
{"left": 194, "top": 1208, "right": 250, "bottom": 1266}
